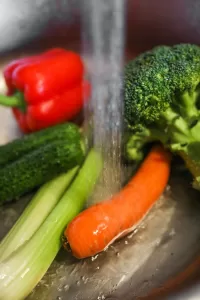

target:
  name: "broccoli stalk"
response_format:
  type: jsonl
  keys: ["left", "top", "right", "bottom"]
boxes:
{"left": 124, "top": 44, "right": 200, "bottom": 189}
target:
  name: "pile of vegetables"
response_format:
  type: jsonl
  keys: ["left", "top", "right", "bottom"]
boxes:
{"left": 0, "top": 121, "right": 103, "bottom": 299}
{"left": 0, "top": 43, "right": 200, "bottom": 299}
{"left": 66, "top": 43, "right": 200, "bottom": 258}
{"left": 0, "top": 149, "right": 102, "bottom": 300}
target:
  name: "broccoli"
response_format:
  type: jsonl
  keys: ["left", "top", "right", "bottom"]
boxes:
{"left": 124, "top": 44, "right": 200, "bottom": 189}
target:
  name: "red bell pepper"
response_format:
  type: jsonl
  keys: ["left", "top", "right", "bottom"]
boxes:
{"left": 0, "top": 48, "right": 90, "bottom": 133}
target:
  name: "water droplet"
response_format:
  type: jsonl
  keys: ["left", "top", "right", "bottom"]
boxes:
{"left": 127, "top": 233, "right": 133, "bottom": 239}
{"left": 64, "top": 284, "right": 69, "bottom": 291}
{"left": 76, "top": 280, "right": 81, "bottom": 286}
{"left": 116, "top": 252, "right": 120, "bottom": 257}
{"left": 124, "top": 240, "right": 128, "bottom": 245}
{"left": 57, "top": 285, "right": 63, "bottom": 292}
{"left": 169, "top": 228, "right": 176, "bottom": 237}
{"left": 97, "top": 295, "right": 106, "bottom": 300}
{"left": 57, "top": 296, "right": 62, "bottom": 300}
{"left": 156, "top": 240, "right": 160, "bottom": 246}
{"left": 96, "top": 266, "right": 100, "bottom": 270}
{"left": 59, "top": 276, "right": 66, "bottom": 282}
{"left": 91, "top": 254, "right": 99, "bottom": 261}
{"left": 84, "top": 278, "right": 89, "bottom": 284}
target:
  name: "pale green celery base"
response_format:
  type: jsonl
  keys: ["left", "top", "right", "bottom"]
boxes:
{"left": 0, "top": 167, "right": 79, "bottom": 262}
{"left": 0, "top": 149, "right": 103, "bottom": 300}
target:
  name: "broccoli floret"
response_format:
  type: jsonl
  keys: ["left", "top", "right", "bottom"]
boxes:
{"left": 124, "top": 44, "right": 200, "bottom": 189}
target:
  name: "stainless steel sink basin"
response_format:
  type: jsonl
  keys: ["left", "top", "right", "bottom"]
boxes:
{"left": 0, "top": 1, "right": 200, "bottom": 299}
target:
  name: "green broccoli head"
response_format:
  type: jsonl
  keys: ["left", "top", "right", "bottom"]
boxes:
{"left": 125, "top": 45, "right": 172, "bottom": 126}
{"left": 124, "top": 44, "right": 200, "bottom": 188}
{"left": 125, "top": 44, "right": 200, "bottom": 128}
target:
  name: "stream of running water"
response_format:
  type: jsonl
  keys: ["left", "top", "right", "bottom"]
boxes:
{"left": 82, "top": 0, "right": 126, "bottom": 201}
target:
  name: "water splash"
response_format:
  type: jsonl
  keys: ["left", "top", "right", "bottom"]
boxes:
{"left": 82, "top": 0, "right": 126, "bottom": 201}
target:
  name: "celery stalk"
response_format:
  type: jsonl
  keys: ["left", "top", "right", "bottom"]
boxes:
{"left": 0, "top": 167, "right": 79, "bottom": 262}
{"left": 0, "top": 149, "right": 103, "bottom": 300}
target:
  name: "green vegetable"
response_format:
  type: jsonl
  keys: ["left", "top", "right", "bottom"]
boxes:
{"left": 0, "top": 139, "right": 84, "bottom": 203}
{"left": 124, "top": 43, "right": 200, "bottom": 188}
{"left": 0, "top": 122, "right": 81, "bottom": 167}
{"left": 0, "top": 149, "right": 103, "bottom": 300}
{"left": 0, "top": 166, "right": 79, "bottom": 261}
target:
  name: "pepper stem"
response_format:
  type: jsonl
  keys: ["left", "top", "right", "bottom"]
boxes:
{"left": 0, "top": 91, "right": 26, "bottom": 112}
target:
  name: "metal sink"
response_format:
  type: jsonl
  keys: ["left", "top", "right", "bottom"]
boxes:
{"left": 0, "top": 1, "right": 200, "bottom": 299}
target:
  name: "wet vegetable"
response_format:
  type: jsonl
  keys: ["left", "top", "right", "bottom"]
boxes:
{"left": 0, "top": 122, "right": 81, "bottom": 167}
{"left": 0, "top": 149, "right": 103, "bottom": 300}
{"left": 0, "top": 166, "right": 78, "bottom": 261}
{"left": 1, "top": 48, "right": 90, "bottom": 132}
{"left": 0, "top": 139, "right": 84, "bottom": 203}
{"left": 65, "top": 145, "right": 171, "bottom": 259}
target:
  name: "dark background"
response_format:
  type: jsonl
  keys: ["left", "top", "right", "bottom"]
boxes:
{"left": 0, "top": 0, "right": 200, "bottom": 55}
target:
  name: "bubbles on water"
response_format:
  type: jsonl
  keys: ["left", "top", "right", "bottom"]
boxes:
{"left": 97, "top": 295, "right": 106, "bottom": 300}
{"left": 63, "top": 284, "right": 69, "bottom": 291}
{"left": 81, "top": 275, "right": 89, "bottom": 284}
{"left": 76, "top": 280, "right": 81, "bottom": 286}
{"left": 169, "top": 228, "right": 176, "bottom": 237}
{"left": 56, "top": 296, "right": 62, "bottom": 300}
{"left": 140, "top": 224, "right": 146, "bottom": 230}
{"left": 59, "top": 276, "right": 67, "bottom": 282}
{"left": 91, "top": 254, "right": 99, "bottom": 261}
{"left": 156, "top": 239, "right": 161, "bottom": 246}
{"left": 57, "top": 285, "right": 63, "bottom": 292}
{"left": 127, "top": 229, "right": 138, "bottom": 240}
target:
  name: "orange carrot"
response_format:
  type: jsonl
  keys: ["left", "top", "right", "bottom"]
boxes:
{"left": 65, "top": 145, "right": 171, "bottom": 259}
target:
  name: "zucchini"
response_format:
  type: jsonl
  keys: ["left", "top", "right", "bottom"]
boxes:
{"left": 0, "top": 122, "right": 81, "bottom": 167}
{"left": 0, "top": 139, "right": 84, "bottom": 204}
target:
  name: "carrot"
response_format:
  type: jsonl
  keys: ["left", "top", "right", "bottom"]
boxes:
{"left": 65, "top": 145, "right": 171, "bottom": 259}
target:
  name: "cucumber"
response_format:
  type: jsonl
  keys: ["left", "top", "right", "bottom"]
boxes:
{"left": 0, "top": 139, "right": 85, "bottom": 204}
{"left": 0, "top": 123, "right": 81, "bottom": 167}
